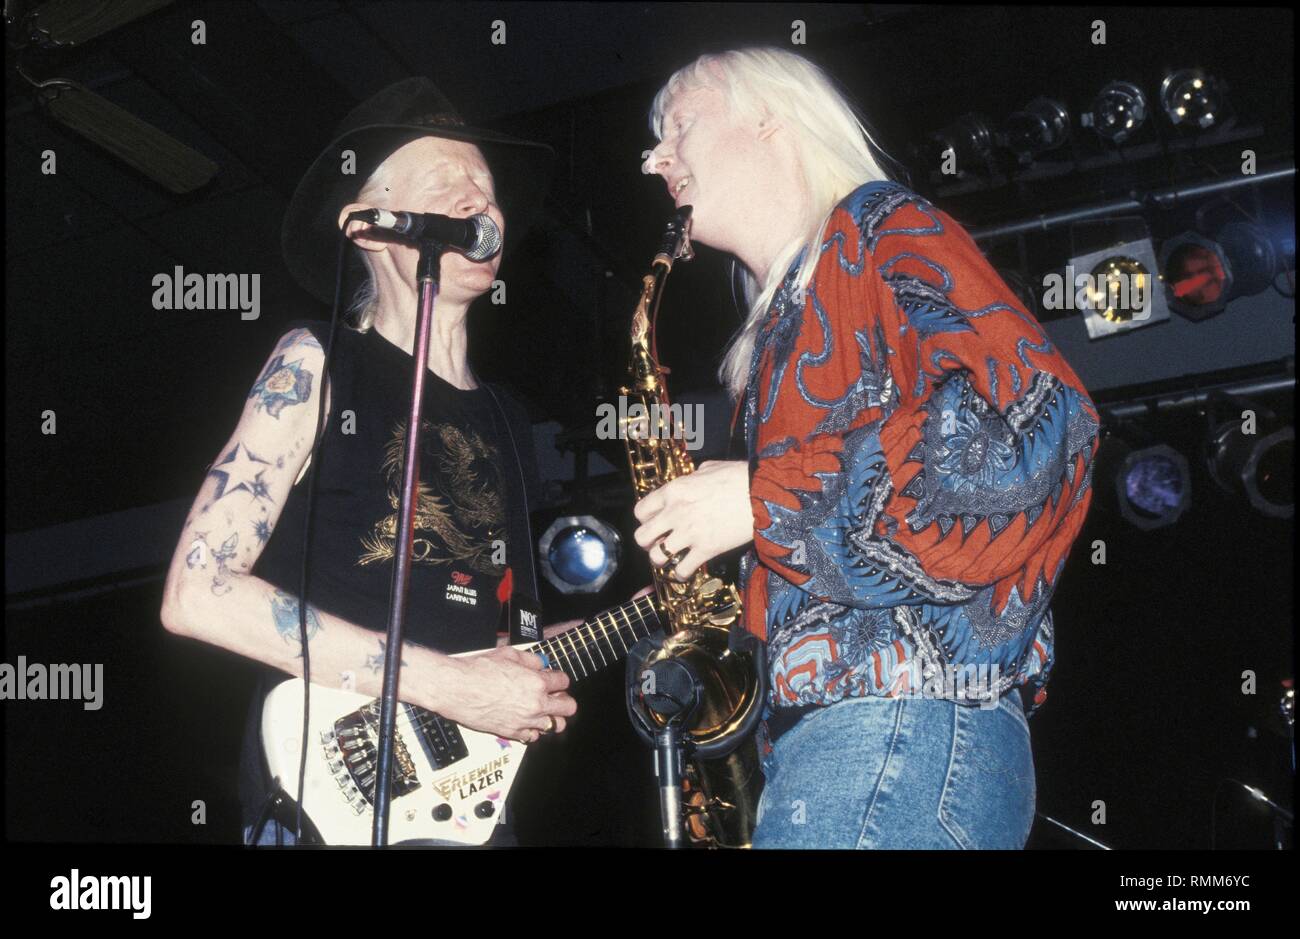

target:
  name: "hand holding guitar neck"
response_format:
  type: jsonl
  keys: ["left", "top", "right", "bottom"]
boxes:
{"left": 423, "top": 646, "right": 574, "bottom": 742}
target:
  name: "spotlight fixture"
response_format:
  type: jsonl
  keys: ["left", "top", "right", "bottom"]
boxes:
{"left": 1160, "top": 223, "right": 1283, "bottom": 321}
{"left": 1083, "top": 255, "right": 1153, "bottom": 324}
{"left": 1000, "top": 97, "right": 1071, "bottom": 162}
{"left": 917, "top": 112, "right": 995, "bottom": 177}
{"left": 537, "top": 515, "right": 622, "bottom": 595}
{"left": 1159, "top": 69, "right": 1228, "bottom": 130}
{"left": 1204, "top": 402, "right": 1293, "bottom": 519}
{"left": 1068, "top": 220, "right": 1171, "bottom": 339}
{"left": 1116, "top": 444, "right": 1192, "bottom": 530}
{"left": 1081, "top": 81, "right": 1149, "bottom": 145}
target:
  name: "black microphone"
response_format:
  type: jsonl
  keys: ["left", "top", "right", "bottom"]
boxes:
{"left": 353, "top": 209, "right": 502, "bottom": 261}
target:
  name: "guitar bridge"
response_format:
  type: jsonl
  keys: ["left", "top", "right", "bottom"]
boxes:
{"left": 322, "top": 703, "right": 421, "bottom": 810}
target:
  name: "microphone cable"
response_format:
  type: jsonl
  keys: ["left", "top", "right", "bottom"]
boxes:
{"left": 289, "top": 216, "right": 359, "bottom": 841}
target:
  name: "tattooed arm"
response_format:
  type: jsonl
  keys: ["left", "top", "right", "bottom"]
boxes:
{"left": 160, "top": 327, "right": 574, "bottom": 742}
{"left": 160, "top": 327, "right": 360, "bottom": 675}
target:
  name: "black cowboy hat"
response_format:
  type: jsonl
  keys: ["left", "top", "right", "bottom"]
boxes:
{"left": 281, "top": 76, "right": 554, "bottom": 304}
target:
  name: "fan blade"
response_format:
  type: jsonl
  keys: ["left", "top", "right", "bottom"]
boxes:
{"left": 37, "top": 78, "right": 218, "bottom": 194}
{"left": 28, "top": 0, "right": 172, "bottom": 47}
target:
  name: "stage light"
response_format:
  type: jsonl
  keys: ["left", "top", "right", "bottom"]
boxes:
{"left": 1205, "top": 411, "right": 1293, "bottom": 519}
{"left": 918, "top": 112, "right": 995, "bottom": 176}
{"left": 1159, "top": 69, "right": 1227, "bottom": 130}
{"left": 1001, "top": 97, "right": 1071, "bottom": 162}
{"left": 1161, "top": 233, "right": 1227, "bottom": 315}
{"left": 1068, "top": 220, "right": 1171, "bottom": 339}
{"left": 1084, "top": 256, "right": 1153, "bottom": 324}
{"left": 1161, "top": 223, "right": 1283, "bottom": 321}
{"left": 537, "top": 515, "right": 622, "bottom": 594}
{"left": 1116, "top": 444, "right": 1191, "bottom": 530}
{"left": 1081, "top": 81, "right": 1148, "bottom": 145}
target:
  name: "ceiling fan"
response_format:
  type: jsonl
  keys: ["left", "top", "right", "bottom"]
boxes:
{"left": 7, "top": 0, "right": 218, "bottom": 193}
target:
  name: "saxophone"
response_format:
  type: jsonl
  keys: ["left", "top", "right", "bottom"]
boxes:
{"left": 619, "top": 206, "right": 764, "bottom": 848}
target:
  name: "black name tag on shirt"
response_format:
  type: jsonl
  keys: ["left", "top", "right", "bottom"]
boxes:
{"left": 509, "top": 595, "right": 543, "bottom": 644}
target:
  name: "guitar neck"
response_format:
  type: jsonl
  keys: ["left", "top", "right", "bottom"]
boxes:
{"left": 521, "top": 593, "right": 661, "bottom": 681}
{"left": 370, "top": 595, "right": 660, "bottom": 744}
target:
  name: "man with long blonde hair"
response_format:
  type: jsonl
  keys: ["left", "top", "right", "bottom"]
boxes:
{"left": 634, "top": 48, "right": 1101, "bottom": 849}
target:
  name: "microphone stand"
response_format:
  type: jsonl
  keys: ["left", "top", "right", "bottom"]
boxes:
{"left": 372, "top": 237, "right": 446, "bottom": 846}
{"left": 626, "top": 641, "right": 704, "bottom": 848}
{"left": 654, "top": 724, "right": 690, "bottom": 848}
{"left": 626, "top": 629, "right": 766, "bottom": 848}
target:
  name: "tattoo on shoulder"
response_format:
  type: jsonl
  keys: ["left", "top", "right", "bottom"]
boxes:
{"left": 250, "top": 354, "right": 314, "bottom": 418}
{"left": 270, "top": 589, "right": 323, "bottom": 656}
{"left": 275, "top": 328, "right": 323, "bottom": 353}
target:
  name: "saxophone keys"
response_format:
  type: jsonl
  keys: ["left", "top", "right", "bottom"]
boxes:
{"left": 707, "top": 605, "right": 739, "bottom": 625}
{"left": 699, "top": 578, "right": 722, "bottom": 597}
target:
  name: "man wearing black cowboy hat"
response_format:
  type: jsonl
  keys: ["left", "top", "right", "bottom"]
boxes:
{"left": 161, "top": 78, "right": 576, "bottom": 846}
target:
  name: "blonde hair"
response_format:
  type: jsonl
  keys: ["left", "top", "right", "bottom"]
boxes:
{"left": 343, "top": 156, "right": 397, "bottom": 333}
{"left": 649, "top": 47, "right": 903, "bottom": 398}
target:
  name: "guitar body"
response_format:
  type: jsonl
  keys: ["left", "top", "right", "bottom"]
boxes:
{"left": 261, "top": 668, "right": 525, "bottom": 846}
{"left": 260, "top": 593, "right": 661, "bottom": 845}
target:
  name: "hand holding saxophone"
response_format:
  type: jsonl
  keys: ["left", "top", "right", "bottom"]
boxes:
{"left": 633, "top": 459, "right": 754, "bottom": 579}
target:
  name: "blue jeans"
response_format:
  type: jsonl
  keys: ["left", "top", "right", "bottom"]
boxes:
{"left": 244, "top": 820, "right": 300, "bottom": 846}
{"left": 752, "top": 689, "right": 1035, "bottom": 849}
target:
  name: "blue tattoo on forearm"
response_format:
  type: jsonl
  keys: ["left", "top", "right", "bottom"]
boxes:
{"left": 270, "top": 588, "right": 323, "bottom": 656}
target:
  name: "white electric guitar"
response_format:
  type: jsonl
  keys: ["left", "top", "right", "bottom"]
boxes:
{"left": 260, "top": 593, "right": 661, "bottom": 845}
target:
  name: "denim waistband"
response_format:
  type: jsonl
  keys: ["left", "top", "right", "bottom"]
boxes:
{"left": 765, "top": 702, "right": 821, "bottom": 745}
{"left": 764, "top": 688, "right": 1024, "bottom": 747}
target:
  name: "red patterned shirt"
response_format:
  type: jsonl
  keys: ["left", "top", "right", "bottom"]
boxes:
{"left": 739, "top": 180, "right": 1100, "bottom": 716}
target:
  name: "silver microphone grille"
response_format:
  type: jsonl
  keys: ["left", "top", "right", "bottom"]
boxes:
{"left": 464, "top": 214, "right": 503, "bottom": 261}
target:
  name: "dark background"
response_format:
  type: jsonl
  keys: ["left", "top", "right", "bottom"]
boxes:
{"left": 5, "top": 2, "right": 1294, "bottom": 848}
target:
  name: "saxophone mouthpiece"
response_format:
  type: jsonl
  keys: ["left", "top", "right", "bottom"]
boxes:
{"left": 656, "top": 206, "right": 694, "bottom": 263}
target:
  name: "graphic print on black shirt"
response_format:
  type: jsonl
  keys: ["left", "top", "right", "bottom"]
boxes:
{"left": 359, "top": 416, "right": 509, "bottom": 578}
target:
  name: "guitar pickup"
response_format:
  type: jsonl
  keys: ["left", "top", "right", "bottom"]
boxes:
{"left": 410, "top": 711, "right": 470, "bottom": 770}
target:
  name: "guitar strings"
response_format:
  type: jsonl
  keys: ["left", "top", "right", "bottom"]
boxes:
{"left": 398, "top": 594, "right": 660, "bottom": 736}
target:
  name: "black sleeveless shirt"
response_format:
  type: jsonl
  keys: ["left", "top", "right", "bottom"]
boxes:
{"left": 237, "top": 318, "right": 541, "bottom": 828}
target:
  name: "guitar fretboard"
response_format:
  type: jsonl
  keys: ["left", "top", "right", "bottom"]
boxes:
{"left": 387, "top": 595, "right": 662, "bottom": 756}
{"left": 527, "top": 593, "right": 660, "bottom": 681}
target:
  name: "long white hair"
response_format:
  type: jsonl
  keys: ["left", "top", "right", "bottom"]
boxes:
{"left": 343, "top": 155, "right": 400, "bottom": 332}
{"left": 649, "top": 47, "right": 904, "bottom": 398}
